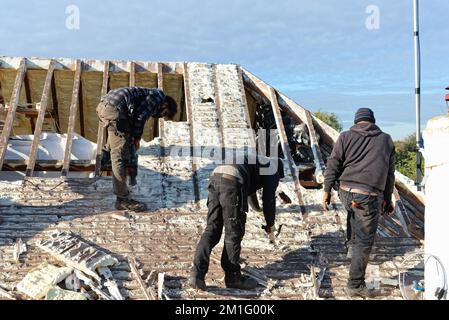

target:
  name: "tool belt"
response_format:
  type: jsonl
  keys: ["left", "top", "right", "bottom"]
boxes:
{"left": 340, "top": 184, "right": 378, "bottom": 196}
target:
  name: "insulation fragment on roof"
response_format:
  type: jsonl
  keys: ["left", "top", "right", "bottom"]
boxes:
{"left": 45, "top": 286, "right": 87, "bottom": 300}
{"left": 16, "top": 262, "right": 73, "bottom": 299}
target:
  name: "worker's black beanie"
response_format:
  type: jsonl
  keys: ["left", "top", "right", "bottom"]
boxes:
{"left": 354, "top": 107, "right": 375, "bottom": 124}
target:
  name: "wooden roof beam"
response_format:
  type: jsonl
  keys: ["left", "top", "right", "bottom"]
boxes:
{"left": 25, "top": 60, "right": 56, "bottom": 177}
{"left": 129, "top": 61, "right": 136, "bottom": 86}
{"left": 268, "top": 87, "right": 306, "bottom": 215}
{"left": 238, "top": 66, "right": 259, "bottom": 148}
{"left": 0, "top": 58, "right": 27, "bottom": 170}
{"left": 61, "top": 60, "right": 82, "bottom": 177}
{"left": 94, "top": 61, "right": 110, "bottom": 177}
{"left": 182, "top": 62, "right": 200, "bottom": 204}
{"left": 242, "top": 68, "right": 339, "bottom": 146}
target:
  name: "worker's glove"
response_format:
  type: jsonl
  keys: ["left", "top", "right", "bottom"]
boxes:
{"left": 262, "top": 224, "right": 277, "bottom": 245}
{"left": 382, "top": 200, "right": 395, "bottom": 216}
{"left": 322, "top": 191, "right": 331, "bottom": 212}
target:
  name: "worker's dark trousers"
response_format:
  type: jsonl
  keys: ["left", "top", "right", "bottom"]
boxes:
{"left": 192, "top": 176, "right": 246, "bottom": 281}
{"left": 339, "top": 189, "right": 382, "bottom": 288}
{"left": 96, "top": 102, "right": 130, "bottom": 199}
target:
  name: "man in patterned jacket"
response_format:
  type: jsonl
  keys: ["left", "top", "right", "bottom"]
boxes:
{"left": 96, "top": 87, "right": 177, "bottom": 211}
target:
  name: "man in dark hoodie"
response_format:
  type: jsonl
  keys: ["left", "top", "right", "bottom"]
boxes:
{"left": 189, "top": 156, "right": 284, "bottom": 291}
{"left": 96, "top": 87, "right": 177, "bottom": 212}
{"left": 322, "top": 107, "right": 395, "bottom": 298}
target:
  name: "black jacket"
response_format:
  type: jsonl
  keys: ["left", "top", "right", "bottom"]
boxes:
{"left": 234, "top": 157, "right": 282, "bottom": 228}
{"left": 101, "top": 87, "right": 165, "bottom": 140}
{"left": 324, "top": 123, "right": 395, "bottom": 203}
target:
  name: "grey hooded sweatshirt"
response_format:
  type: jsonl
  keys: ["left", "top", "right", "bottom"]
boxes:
{"left": 323, "top": 122, "right": 396, "bottom": 203}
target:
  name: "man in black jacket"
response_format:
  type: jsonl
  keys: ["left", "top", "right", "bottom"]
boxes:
{"left": 96, "top": 87, "right": 177, "bottom": 212}
{"left": 190, "top": 156, "right": 284, "bottom": 291}
{"left": 322, "top": 107, "right": 395, "bottom": 298}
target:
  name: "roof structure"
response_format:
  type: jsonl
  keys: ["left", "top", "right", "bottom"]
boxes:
{"left": 0, "top": 57, "right": 424, "bottom": 300}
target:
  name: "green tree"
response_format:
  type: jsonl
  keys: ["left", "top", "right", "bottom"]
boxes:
{"left": 314, "top": 110, "right": 343, "bottom": 132}
{"left": 394, "top": 133, "right": 424, "bottom": 180}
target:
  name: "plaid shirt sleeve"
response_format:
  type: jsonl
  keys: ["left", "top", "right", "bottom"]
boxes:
{"left": 131, "top": 88, "right": 165, "bottom": 140}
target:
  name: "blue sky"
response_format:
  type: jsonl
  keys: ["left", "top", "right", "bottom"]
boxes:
{"left": 1, "top": 0, "right": 448, "bottom": 139}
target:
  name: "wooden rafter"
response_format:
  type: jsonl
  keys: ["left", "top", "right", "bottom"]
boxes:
{"left": 129, "top": 61, "right": 136, "bottom": 86}
{"left": 0, "top": 58, "right": 27, "bottom": 170}
{"left": 238, "top": 66, "right": 256, "bottom": 148}
{"left": 153, "top": 63, "right": 162, "bottom": 139}
{"left": 157, "top": 63, "right": 163, "bottom": 90}
{"left": 268, "top": 87, "right": 305, "bottom": 214}
{"left": 242, "top": 68, "right": 339, "bottom": 146}
{"left": 61, "top": 60, "right": 82, "bottom": 177}
{"left": 94, "top": 61, "right": 110, "bottom": 177}
{"left": 25, "top": 60, "right": 56, "bottom": 177}
{"left": 183, "top": 62, "right": 200, "bottom": 204}
{"left": 304, "top": 109, "right": 326, "bottom": 182}
{"left": 158, "top": 62, "right": 165, "bottom": 157}
{"left": 211, "top": 64, "right": 225, "bottom": 157}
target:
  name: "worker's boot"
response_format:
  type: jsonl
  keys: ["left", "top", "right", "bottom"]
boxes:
{"left": 115, "top": 198, "right": 147, "bottom": 212}
{"left": 188, "top": 275, "right": 207, "bottom": 291}
{"left": 225, "top": 273, "right": 258, "bottom": 290}
{"left": 345, "top": 284, "right": 377, "bottom": 299}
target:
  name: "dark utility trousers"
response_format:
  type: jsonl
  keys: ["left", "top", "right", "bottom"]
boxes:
{"left": 96, "top": 102, "right": 130, "bottom": 199}
{"left": 339, "top": 189, "right": 382, "bottom": 288}
{"left": 192, "top": 175, "right": 246, "bottom": 281}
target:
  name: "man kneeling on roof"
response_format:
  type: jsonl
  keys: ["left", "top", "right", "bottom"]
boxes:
{"left": 322, "top": 107, "right": 395, "bottom": 298}
{"left": 96, "top": 87, "right": 177, "bottom": 212}
{"left": 189, "top": 155, "right": 284, "bottom": 290}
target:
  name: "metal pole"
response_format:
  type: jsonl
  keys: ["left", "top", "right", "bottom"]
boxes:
{"left": 413, "top": 0, "right": 423, "bottom": 190}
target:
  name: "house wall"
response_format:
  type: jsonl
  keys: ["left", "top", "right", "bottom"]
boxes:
{"left": 423, "top": 114, "right": 449, "bottom": 300}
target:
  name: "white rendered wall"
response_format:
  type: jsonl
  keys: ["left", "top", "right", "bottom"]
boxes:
{"left": 423, "top": 114, "right": 449, "bottom": 300}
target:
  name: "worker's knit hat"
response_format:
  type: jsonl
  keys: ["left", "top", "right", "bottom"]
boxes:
{"left": 354, "top": 107, "right": 376, "bottom": 124}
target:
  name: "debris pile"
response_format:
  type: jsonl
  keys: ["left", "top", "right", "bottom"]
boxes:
{"left": 2, "top": 231, "right": 126, "bottom": 300}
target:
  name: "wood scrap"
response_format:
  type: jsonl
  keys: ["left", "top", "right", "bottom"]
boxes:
{"left": 0, "top": 284, "right": 16, "bottom": 300}
{"left": 157, "top": 272, "right": 165, "bottom": 300}
{"left": 13, "top": 238, "right": 27, "bottom": 263}
{"left": 74, "top": 270, "right": 113, "bottom": 300}
{"left": 128, "top": 257, "right": 155, "bottom": 300}
{"left": 110, "top": 210, "right": 131, "bottom": 221}
{"left": 97, "top": 266, "right": 124, "bottom": 300}
{"left": 310, "top": 265, "right": 327, "bottom": 300}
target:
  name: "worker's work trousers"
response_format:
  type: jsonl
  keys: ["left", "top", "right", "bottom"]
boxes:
{"left": 96, "top": 102, "right": 131, "bottom": 199}
{"left": 192, "top": 175, "right": 246, "bottom": 280}
{"left": 339, "top": 189, "right": 382, "bottom": 289}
